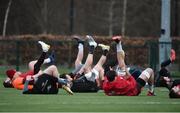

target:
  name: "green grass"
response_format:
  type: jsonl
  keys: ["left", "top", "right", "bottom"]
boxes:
{"left": 0, "top": 77, "right": 180, "bottom": 112}
{"left": 0, "top": 66, "right": 180, "bottom": 112}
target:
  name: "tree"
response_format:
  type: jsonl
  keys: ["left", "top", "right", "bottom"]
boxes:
{"left": 121, "top": 0, "right": 127, "bottom": 37}
{"left": 3, "top": 0, "right": 12, "bottom": 37}
{"left": 108, "top": 0, "right": 115, "bottom": 37}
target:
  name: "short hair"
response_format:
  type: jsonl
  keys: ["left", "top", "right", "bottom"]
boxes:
{"left": 169, "top": 89, "right": 180, "bottom": 98}
{"left": 106, "top": 70, "right": 117, "bottom": 82}
{"left": 104, "top": 59, "right": 118, "bottom": 74}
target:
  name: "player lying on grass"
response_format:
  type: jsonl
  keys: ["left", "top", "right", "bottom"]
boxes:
{"left": 61, "top": 35, "right": 110, "bottom": 92}
{"left": 4, "top": 41, "right": 73, "bottom": 95}
{"left": 3, "top": 41, "right": 54, "bottom": 88}
{"left": 103, "top": 38, "right": 142, "bottom": 80}
{"left": 158, "top": 49, "right": 180, "bottom": 98}
{"left": 102, "top": 36, "right": 155, "bottom": 96}
{"left": 22, "top": 64, "right": 72, "bottom": 94}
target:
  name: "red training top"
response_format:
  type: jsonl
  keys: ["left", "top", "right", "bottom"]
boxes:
{"left": 103, "top": 76, "right": 138, "bottom": 96}
{"left": 19, "top": 70, "right": 34, "bottom": 78}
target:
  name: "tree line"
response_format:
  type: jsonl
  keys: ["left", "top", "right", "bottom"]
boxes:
{"left": 0, "top": 0, "right": 179, "bottom": 37}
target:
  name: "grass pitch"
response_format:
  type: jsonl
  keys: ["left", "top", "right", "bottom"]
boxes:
{"left": 0, "top": 66, "right": 180, "bottom": 112}
{"left": 1, "top": 78, "right": 180, "bottom": 112}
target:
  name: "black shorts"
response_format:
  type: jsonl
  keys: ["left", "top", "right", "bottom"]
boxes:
{"left": 32, "top": 74, "right": 59, "bottom": 94}
{"left": 136, "top": 77, "right": 146, "bottom": 95}
{"left": 71, "top": 76, "right": 99, "bottom": 92}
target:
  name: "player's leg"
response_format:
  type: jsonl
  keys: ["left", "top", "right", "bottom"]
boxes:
{"left": 42, "top": 65, "right": 73, "bottom": 95}
{"left": 159, "top": 49, "right": 176, "bottom": 88}
{"left": 160, "top": 49, "right": 176, "bottom": 77}
{"left": 161, "top": 49, "right": 176, "bottom": 68}
{"left": 137, "top": 68, "right": 155, "bottom": 96}
{"left": 112, "top": 36, "right": 126, "bottom": 75}
{"left": 70, "top": 35, "right": 98, "bottom": 92}
{"left": 91, "top": 44, "right": 110, "bottom": 86}
{"left": 78, "top": 35, "right": 97, "bottom": 74}
{"left": 28, "top": 41, "right": 51, "bottom": 74}
{"left": 66, "top": 36, "right": 85, "bottom": 79}
{"left": 43, "top": 65, "right": 68, "bottom": 86}
{"left": 73, "top": 35, "right": 84, "bottom": 69}
{"left": 43, "top": 65, "right": 59, "bottom": 77}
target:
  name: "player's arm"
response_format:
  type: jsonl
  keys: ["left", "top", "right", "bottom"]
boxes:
{"left": 22, "top": 76, "right": 33, "bottom": 94}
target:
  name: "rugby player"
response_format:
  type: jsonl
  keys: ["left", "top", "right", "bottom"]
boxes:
{"left": 5, "top": 41, "right": 73, "bottom": 95}
{"left": 103, "top": 36, "right": 155, "bottom": 96}
{"left": 158, "top": 49, "right": 180, "bottom": 98}
{"left": 62, "top": 35, "right": 110, "bottom": 92}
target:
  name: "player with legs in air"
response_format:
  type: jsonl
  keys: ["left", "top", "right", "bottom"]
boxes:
{"left": 103, "top": 36, "right": 155, "bottom": 96}
{"left": 62, "top": 35, "right": 110, "bottom": 92}
{"left": 103, "top": 37, "right": 142, "bottom": 81}
{"left": 5, "top": 41, "right": 73, "bottom": 95}
{"left": 158, "top": 49, "right": 180, "bottom": 98}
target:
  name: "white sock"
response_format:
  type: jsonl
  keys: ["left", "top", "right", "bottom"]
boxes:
{"left": 44, "top": 58, "right": 51, "bottom": 64}
{"left": 116, "top": 41, "right": 123, "bottom": 52}
{"left": 78, "top": 43, "right": 84, "bottom": 52}
{"left": 149, "top": 85, "right": 154, "bottom": 93}
{"left": 42, "top": 48, "right": 48, "bottom": 52}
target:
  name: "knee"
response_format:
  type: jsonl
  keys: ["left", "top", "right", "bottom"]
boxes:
{"left": 140, "top": 68, "right": 154, "bottom": 80}
{"left": 49, "top": 65, "right": 57, "bottom": 70}
{"left": 29, "top": 61, "right": 36, "bottom": 70}
{"left": 146, "top": 68, "right": 154, "bottom": 75}
{"left": 144, "top": 68, "right": 154, "bottom": 78}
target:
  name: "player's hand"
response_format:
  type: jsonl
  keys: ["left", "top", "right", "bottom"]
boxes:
{"left": 163, "top": 77, "right": 171, "bottom": 82}
{"left": 26, "top": 75, "right": 32, "bottom": 81}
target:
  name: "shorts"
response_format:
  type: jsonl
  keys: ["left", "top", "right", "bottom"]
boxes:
{"left": 84, "top": 69, "right": 99, "bottom": 82}
{"left": 135, "top": 77, "right": 146, "bottom": 95}
{"left": 71, "top": 76, "right": 99, "bottom": 92}
{"left": 32, "top": 74, "right": 59, "bottom": 94}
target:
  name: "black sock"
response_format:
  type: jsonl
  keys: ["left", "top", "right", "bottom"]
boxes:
{"left": 34, "top": 52, "right": 46, "bottom": 74}
{"left": 79, "top": 41, "right": 84, "bottom": 45}
{"left": 161, "top": 59, "right": 171, "bottom": 68}
{"left": 89, "top": 46, "right": 95, "bottom": 54}
{"left": 103, "top": 50, "right": 108, "bottom": 56}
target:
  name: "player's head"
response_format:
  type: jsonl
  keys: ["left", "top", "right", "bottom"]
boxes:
{"left": 169, "top": 85, "right": 180, "bottom": 98}
{"left": 106, "top": 70, "right": 117, "bottom": 82}
{"left": 3, "top": 78, "right": 13, "bottom": 88}
{"left": 6, "top": 69, "right": 16, "bottom": 80}
{"left": 104, "top": 59, "right": 118, "bottom": 74}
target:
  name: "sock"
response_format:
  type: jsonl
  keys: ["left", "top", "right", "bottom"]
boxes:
{"left": 149, "top": 84, "right": 154, "bottom": 93}
{"left": 161, "top": 59, "right": 171, "bottom": 68}
{"left": 44, "top": 58, "right": 51, "bottom": 64}
{"left": 78, "top": 43, "right": 84, "bottom": 53}
{"left": 116, "top": 41, "right": 123, "bottom": 52}
{"left": 34, "top": 52, "right": 46, "bottom": 74}
{"left": 89, "top": 46, "right": 95, "bottom": 54}
{"left": 103, "top": 50, "right": 108, "bottom": 56}
{"left": 58, "top": 78, "right": 67, "bottom": 85}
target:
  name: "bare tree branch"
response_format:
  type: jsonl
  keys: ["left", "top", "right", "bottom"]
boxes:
{"left": 3, "top": 0, "right": 12, "bottom": 37}
{"left": 121, "top": 0, "right": 127, "bottom": 37}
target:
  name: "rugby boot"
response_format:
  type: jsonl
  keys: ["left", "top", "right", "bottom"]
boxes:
{"left": 38, "top": 41, "right": 50, "bottom": 52}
